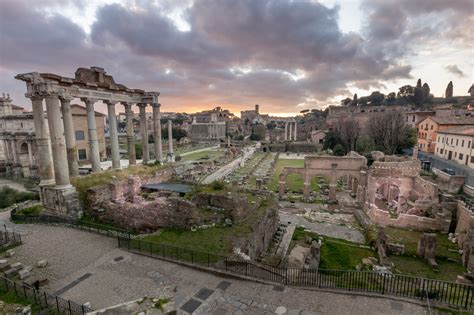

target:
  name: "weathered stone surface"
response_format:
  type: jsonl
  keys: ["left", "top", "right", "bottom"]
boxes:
{"left": 418, "top": 233, "right": 438, "bottom": 267}
{"left": 37, "top": 260, "right": 48, "bottom": 268}
{"left": 288, "top": 245, "right": 309, "bottom": 268}
{"left": 18, "top": 269, "right": 30, "bottom": 279}
{"left": 307, "top": 241, "right": 321, "bottom": 269}
{"left": 192, "top": 192, "right": 257, "bottom": 222}
{"left": 5, "top": 249, "right": 15, "bottom": 257}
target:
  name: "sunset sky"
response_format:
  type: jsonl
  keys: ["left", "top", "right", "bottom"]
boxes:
{"left": 0, "top": 0, "right": 472, "bottom": 116}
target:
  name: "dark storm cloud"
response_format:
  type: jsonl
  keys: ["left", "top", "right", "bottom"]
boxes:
{"left": 0, "top": 0, "right": 468, "bottom": 113}
{"left": 445, "top": 65, "right": 466, "bottom": 78}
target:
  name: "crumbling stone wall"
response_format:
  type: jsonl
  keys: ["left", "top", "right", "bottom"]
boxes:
{"left": 232, "top": 201, "right": 279, "bottom": 259}
{"left": 365, "top": 159, "right": 452, "bottom": 231}
{"left": 432, "top": 168, "right": 466, "bottom": 194}
{"left": 455, "top": 201, "right": 474, "bottom": 247}
{"left": 192, "top": 192, "right": 258, "bottom": 222}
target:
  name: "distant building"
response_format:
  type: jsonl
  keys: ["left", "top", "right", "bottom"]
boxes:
{"left": 416, "top": 116, "right": 474, "bottom": 154}
{"left": 405, "top": 110, "right": 435, "bottom": 129}
{"left": 189, "top": 107, "right": 232, "bottom": 140}
{"left": 435, "top": 126, "right": 474, "bottom": 168}
{"left": 311, "top": 130, "right": 326, "bottom": 145}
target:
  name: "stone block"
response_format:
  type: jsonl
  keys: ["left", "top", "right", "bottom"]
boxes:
{"left": 37, "top": 260, "right": 48, "bottom": 268}
{"left": 18, "top": 269, "right": 30, "bottom": 280}
{"left": 5, "top": 249, "right": 15, "bottom": 257}
{"left": 0, "top": 259, "right": 8, "bottom": 264}
{"left": 11, "top": 262, "right": 23, "bottom": 270}
{"left": 4, "top": 268, "right": 18, "bottom": 278}
{"left": 0, "top": 263, "right": 11, "bottom": 272}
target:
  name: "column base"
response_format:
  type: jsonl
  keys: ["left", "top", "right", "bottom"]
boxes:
{"left": 167, "top": 152, "right": 175, "bottom": 163}
{"left": 41, "top": 185, "right": 82, "bottom": 220}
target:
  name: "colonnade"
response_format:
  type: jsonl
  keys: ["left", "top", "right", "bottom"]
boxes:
{"left": 27, "top": 92, "right": 165, "bottom": 189}
{"left": 284, "top": 121, "right": 297, "bottom": 141}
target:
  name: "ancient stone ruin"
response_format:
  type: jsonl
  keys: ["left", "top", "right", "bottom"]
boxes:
{"left": 417, "top": 233, "right": 438, "bottom": 267}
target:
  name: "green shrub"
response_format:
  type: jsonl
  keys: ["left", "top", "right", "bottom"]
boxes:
{"left": 365, "top": 225, "right": 378, "bottom": 247}
{"left": 211, "top": 180, "right": 226, "bottom": 191}
{"left": 16, "top": 204, "right": 43, "bottom": 216}
{"left": 0, "top": 187, "right": 39, "bottom": 209}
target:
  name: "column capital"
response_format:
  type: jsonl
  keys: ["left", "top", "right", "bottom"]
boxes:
{"left": 137, "top": 103, "right": 148, "bottom": 108}
{"left": 103, "top": 100, "right": 117, "bottom": 106}
{"left": 59, "top": 94, "right": 74, "bottom": 103}
{"left": 25, "top": 92, "right": 43, "bottom": 101}
{"left": 81, "top": 98, "right": 97, "bottom": 105}
{"left": 151, "top": 102, "right": 161, "bottom": 108}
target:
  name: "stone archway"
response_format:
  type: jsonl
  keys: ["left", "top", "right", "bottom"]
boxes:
{"left": 280, "top": 153, "right": 368, "bottom": 203}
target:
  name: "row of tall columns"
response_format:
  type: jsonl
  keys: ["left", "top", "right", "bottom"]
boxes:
{"left": 284, "top": 121, "right": 297, "bottom": 141}
{"left": 27, "top": 94, "right": 166, "bottom": 190}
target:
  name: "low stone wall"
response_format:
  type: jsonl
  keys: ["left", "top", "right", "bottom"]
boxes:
{"left": 455, "top": 201, "right": 474, "bottom": 247}
{"left": 433, "top": 168, "right": 465, "bottom": 194}
{"left": 192, "top": 192, "right": 257, "bottom": 222}
{"left": 366, "top": 207, "right": 451, "bottom": 232}
{"left": 232, "top": 201, "right": 279, "bottom": 259}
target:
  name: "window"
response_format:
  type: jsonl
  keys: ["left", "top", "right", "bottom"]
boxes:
{"left": 469, "top": 141, "right": 471, "bottom": 148}
{"left": 451, "top": 138, "right": 453, "bottom": 145}
{"left": 440, "top": 149, "right": 444, "bottom": 154}
{"left": 462, "top": 140, "right": 465, "bottom": 147}
{"left": 78, "top": 149, "right": 87, "bottom": 160}
{"left": 431, "top": 125, "right": 433, "bottom": 130}
{"left": 471, "top": 156, "right": 474, "bottom": 163}
{"left": 455, "top": 152, "right": 457, "bottom": 158}
{"left": 412, "top": 116, "right": 415, "bottom": 122}
{"left": 75, "top": 131, "right": 85, "bottom": 141}
{"left": 437, "top": 136, "right": 440, "bottom": 142}
{"left": 459, "top": 153, "right": 464, "bottom": 160}
{"left": 456, "top": 139, "right": 459, "bottom": 146}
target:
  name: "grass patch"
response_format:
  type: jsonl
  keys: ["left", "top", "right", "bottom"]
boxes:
{"left": 268, "top": 159, "right": 304, "bottom": 192}
{"left": 0, "top": 288, "right": 42, "bottom": 313}
{"left": 0, "top": 187, "right": 39, "bottom": 210}
{"left": 71, "top": 164, "right": 166, "bottom": 208}
{"left": 291, "top": 227, "right": 375, "bottom": 270}
{"left": 181, "top": 149, "right": 224, "bottom": 162}
{"left": 391, "top": 256, "right": 466, "bottom": 282}
{"left": 143, "top": 196, "right": 275, "bottom": 257}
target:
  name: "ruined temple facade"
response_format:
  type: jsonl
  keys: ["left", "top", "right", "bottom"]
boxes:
{"left": 15, "top": 66, "right": 162, "bottom": 219}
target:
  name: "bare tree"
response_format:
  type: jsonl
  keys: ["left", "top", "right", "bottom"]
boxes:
{"left": 368, "top": 111, "right": 410, "bottom": 155}
{"left": 335, "top": 118, "right": 360, "bottom": 153}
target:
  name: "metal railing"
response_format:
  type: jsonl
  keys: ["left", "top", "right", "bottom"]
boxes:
{"left": 118, "top": 237, "right": 474, "bottom": 309}
{"left": 0, "top": 275, "right": 92, "bottom": 314}
{"left": 0, "top": 230, "right": 22, "bottom": 247}
{"left": 10, "top": 209, "right": 133, "bottom": 239}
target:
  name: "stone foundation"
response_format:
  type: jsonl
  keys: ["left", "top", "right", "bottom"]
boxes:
{"left": 41, "top": 185, "right": 82, "bottom": 219}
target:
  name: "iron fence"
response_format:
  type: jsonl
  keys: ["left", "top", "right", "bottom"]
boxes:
{"left": 10, "top": 208, "right": 132, "bottom": 239}
{"left": 0, "top": 275, "right": 92, "bottom": 314}
{"left": 118, "top": 236, "right": 474, "bottom": 310}
{"left": 0, "top": 230, "right": 22, "bottom": 247}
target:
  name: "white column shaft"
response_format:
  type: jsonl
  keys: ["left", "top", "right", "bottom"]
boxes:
{"left": 84, "top": 99, "right": 101, "bottom": 172}
{"left": 60, "top": 97, "right": 79, "bottom": 177}
{"left": 107, "top": 102, "right": 120, "bottom": 169}
{"left": 152, "top": 104, "right": 163, "bottom": 163}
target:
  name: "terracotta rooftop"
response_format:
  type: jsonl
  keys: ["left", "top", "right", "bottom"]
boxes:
{"left": 437, "top": 126, "right": 474, "bottom": 136}
{"left": 422, "top": 116, "right": 474, "bottom": 125}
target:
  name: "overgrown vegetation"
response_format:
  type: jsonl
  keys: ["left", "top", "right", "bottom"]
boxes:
{"left": 15, "top": 204, "right": 43, "bottom": 216}
{"left": 291, "top": 227, "right": 375, "bottom": 270}
{"left": 0, "top": 288, "right": 42, "bottom": 313}
{"left": 71, "top": 164, "right": 166, "bottom": 208}
{"left": 385, "top": 227, "right": 465, "bottom": 281}
{"left": 0, "top": 187, "right": 39, "bottom": 209}
{"left": 143, "top": 196, "right": 275, "bottom": 256}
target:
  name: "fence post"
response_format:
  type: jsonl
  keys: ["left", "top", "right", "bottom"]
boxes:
{"left": 176, "top": 247, "right": 179, "bottom": 261}
{"left": 56, "top": 296, "right": 60, "bottom": 312}
{"left": 191, "top": 250, "right": 194, "bottom": 264}
{"left": 464, "top": 285, "right": 471, "bottom": 309}
{"left": 13, "top": 281, "right": 17, "bottom": 295}
{"left": 82, "top": 305, "right": 86, "bottom": 314}
{"left": 68, "top": 300, "right": 72, "bottom": 314}
{"left": 207, "top": 253, "right": 210, "bottom": 267}
{"left": 138, "top": 239, "right": 141, "bottom": 253}
{"left": 381, "top": 275, "right": 386, "bottom": 295}
{"left": 150, "top": 242, "right": 153, "bottom": 255}
{"left": 44, "top": 292, "right": 49, "bottom": 306}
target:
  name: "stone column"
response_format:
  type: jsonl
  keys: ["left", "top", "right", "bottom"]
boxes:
{"left": 152, "top": 103, "right": 163, "bottom": 163}
{"left": 29, "top": 95, "right": 55, "bottom": 186}
{"left": 11, "top": 140, "right": 18, "bottom": 165}
{"left": 105, "top": 101, "right": 121, "bottom": 169}
{"left": 82, "top": 98, "right": 101, "bottom": 172}
{"left": 303, "top": 182, "right": 310, "bottom": 201}
{"left": 124, "top": 103, "right": 136, "bottom": 165}
{"left": 284, "top": 122, "right": 288, "bottom": 141}
{"left": 27, "top": 142, "right": 33, "bottom": 167}
{"left": 278, "top": 180, "right": 285, "bottom": 199}
{"left": 328, "top": 184, "right": 337, "bottom": 202}
{"left": 167, "top": 120, "right": 175, "bottom": 163}
{"left": 138, "top": 103, "right": 149, "bottom": 164}
{"left": 60, "top": 95, "right": 79, "bottom": 177}
{"left": 45, "top": 94, "right": 70, "bottom": 187}
{"left": 294, "top": 121, "right": 297, "bottom": 141}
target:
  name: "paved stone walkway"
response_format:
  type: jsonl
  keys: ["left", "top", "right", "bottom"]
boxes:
{"left": 0, "top": 219, "right": 429, "bottom": 314}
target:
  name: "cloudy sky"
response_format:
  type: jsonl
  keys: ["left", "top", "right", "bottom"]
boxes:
{"left": 0, "top": 0, "right": 472, "bottom": 116}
